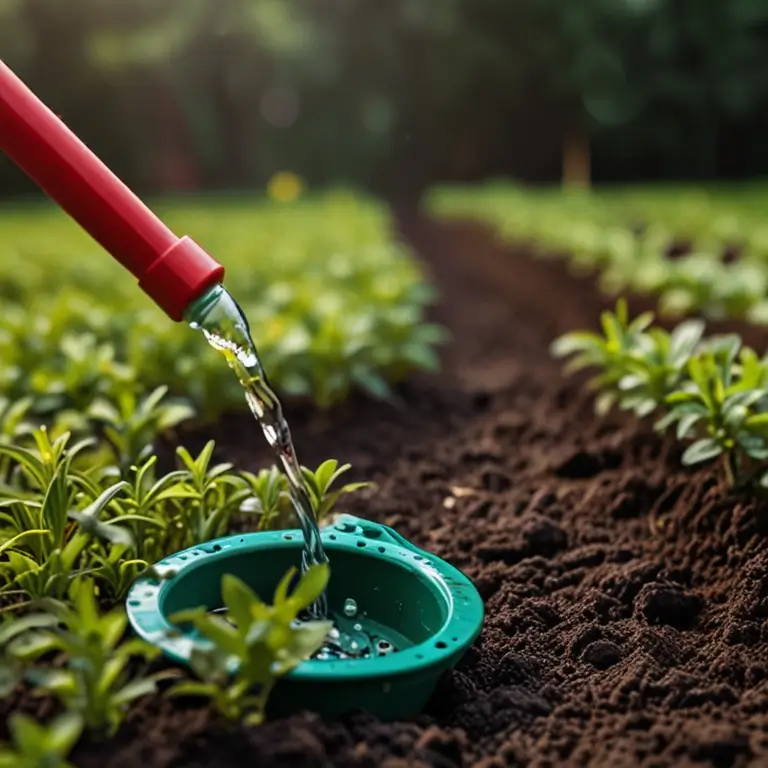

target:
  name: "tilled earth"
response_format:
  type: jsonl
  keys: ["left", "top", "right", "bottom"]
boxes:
{"left": 70, "top": 215, "right": 768, "bottom": 766}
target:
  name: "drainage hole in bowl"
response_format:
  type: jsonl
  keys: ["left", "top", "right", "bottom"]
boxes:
{"left": 283, "top": 534, "right": 293, "bottom": 541}
{"left": 356, "top": 541, "right": 366, "bottom": 548}
{"left": 436, "top": 641, "right": 447, "bottom": 649}
{"left": 329, "top": 534, "right": 337, "bottom": 540}
{"left": 128, "top": 600, "right": 140, "bottom": 607}
{"left": 201, "top": 544, "right": 222, "bottom": 553}
{"left": 361, "top": 526, "right": 382, "bottom": 539}
{"left": 378, "top": 546, "right": 386, "bottom": 553}
{"left": 179, "top": 555, "right": 188, "bottom": 561}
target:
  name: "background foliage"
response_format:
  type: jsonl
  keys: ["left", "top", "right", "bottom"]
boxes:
{"left": 1, "top": 0, "right": 767, "bottom": 199}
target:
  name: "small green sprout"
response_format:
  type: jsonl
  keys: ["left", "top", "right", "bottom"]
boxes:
{"left": 167, "top": 563, "right": 332, "bottom": 725}
{"left": 239, "top": 465, "right": 291, "bottom": 530}
{"left": 301, "top": 459, "right": 372, "bottom": 522}
{"left": 0, "top": 712, "right": 83, "bottom": 768}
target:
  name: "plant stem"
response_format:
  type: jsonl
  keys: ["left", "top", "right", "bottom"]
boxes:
{"left": 721, "top": 452, "right": 736, "bottom": 489}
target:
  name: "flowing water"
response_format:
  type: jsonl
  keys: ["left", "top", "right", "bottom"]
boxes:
{"left": 189, "top": 285, "right": 402, "bottom": 657}
{"left": 188, "top": 285, "right": 328, "bottom": 618}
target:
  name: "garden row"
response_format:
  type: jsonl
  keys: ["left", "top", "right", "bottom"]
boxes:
{"left": 429, "top": 182, "right": 768, "bottom": 496}
{"left": 427, "top": 181, "right": 768, "bottom": 322}
{"left": 0, "top": 191, "right": 443, "bottom": 764}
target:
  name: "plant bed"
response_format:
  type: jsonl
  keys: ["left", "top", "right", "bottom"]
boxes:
{"left": 4, "top": 213, "right": 768, "bottom": 767}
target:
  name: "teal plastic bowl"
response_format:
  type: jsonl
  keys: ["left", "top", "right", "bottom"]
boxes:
{"left": 126, "top": 514, "right": 484, "bottom": 720}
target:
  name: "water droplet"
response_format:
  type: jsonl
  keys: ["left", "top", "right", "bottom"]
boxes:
{"left": 353, "top": 623, "right": 362, "bottom": 631}
{"left": 343, "top": 598, "right": 358, "bottom": 617}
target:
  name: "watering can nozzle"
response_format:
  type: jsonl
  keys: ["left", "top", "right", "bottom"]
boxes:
{"left": 0, "top": 58, "right": 224, "bottom": 321}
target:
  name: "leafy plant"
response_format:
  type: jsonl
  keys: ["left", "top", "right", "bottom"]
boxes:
{"left": 0, "top": 193, "right": 445, "bottom": 421}
{"left": 301, "top": 459, "right": 372, "bottom": 522}
{"left": 13, "top": 579, "right": 161, "bottom": 738}
{"left": 551, "top": 299, "right": 655, "bottom": 415}
{"left": 170, "top": 441, "right": 249, "bottom": 547}
{"left": 0, "top": 430, "right": 134, "bottom": 600}
{"left": 238, "top": 466, "right": 291, "bottom": 530}
{"left": 0, "top": 712, "right": 83, "bottom": 768}
{"left": 87, "top": 385, "right": 195, "bottom": 471}
{"left": 656, "top": 336, "right": 768, "bottom": 487}
{"left": 167, "top": 564, "right": 332, "bottom": 725}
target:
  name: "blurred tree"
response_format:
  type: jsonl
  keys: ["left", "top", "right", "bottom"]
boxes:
{"left": 0, "top": 0, "right": 767, "bottom": 196}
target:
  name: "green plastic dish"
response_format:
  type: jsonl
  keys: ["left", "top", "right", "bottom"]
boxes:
{"left": 126, "top": 514, "right": 484, "bottom": 720}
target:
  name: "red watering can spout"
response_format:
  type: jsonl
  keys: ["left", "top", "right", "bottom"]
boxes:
{"left": 0, "top": 58, "right": 224, "bottom": 321}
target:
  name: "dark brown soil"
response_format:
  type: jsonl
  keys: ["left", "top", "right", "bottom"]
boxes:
{"left": 72, "top": 215, "right": 768, "bottom": 767}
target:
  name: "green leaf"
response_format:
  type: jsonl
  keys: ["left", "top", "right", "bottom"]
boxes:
{"left": 676, "top": 412, "right": 704, "bottom": 440}
{"left": 682, "top": 438, "right": 723, "bottom": 466}
{"left": 286, "top": 563, "right": 329, "bottom": 611}
{"left": 156, "top": 403, "right": 196, "bottom": 431}
{"left": 46, "top": 712, "right": 84, "bottom": 755}
{"left": 668, "top": 319, "right": 705, "bottom": 366}
{"left": 0, "top": 529, "right": 49, "bottom": 556}
{"left": 550, "top": 331, "right": 603, "bottom": 358}
{"left": 351, "top": 367, "right": 391, "bottom": 400}
{"left": 111, "top": 676, "right": 158, "bottom": 707}
{"left": 273, "top": 567, "right": 296, "bottom": 607}
{"left": 192, "top": 615, "right": 242, "bottom": 655}
{"left": 0, "top": 613, "right": 58, "bottom": 646}
{"left": 8, "top": 714, "right": 44, "bottom": 755}
{"left": 221, "top": 574, "right": 262, "bottom": 629}
{"left": 166, "top": 680, "right": 219, "bottom": 699}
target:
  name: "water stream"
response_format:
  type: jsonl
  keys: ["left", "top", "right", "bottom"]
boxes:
{"left": 188, "top": 285, "right": 402, "bottom": 657}
{"left": 188, "top": 285, "right": 328, "bottom": 619}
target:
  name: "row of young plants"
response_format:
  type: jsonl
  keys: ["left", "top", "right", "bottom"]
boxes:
{"left": 0, "top": 189, "right": 447, "bottom": 430}
{"left": 0, "top": 407, "right": 370, "bottom": 765}
{"left": 426, "top": 181, "right": 768, "bottom": 324}
{"left": 0, "top": 189, "right": 445, "bottom": 763}
{"left": 553, "top": 299, "right": 768, "bottom": 491}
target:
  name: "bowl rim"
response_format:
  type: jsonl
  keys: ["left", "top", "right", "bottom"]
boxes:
{"left": 126, "top": 515, "right": 484, "bottom": 682}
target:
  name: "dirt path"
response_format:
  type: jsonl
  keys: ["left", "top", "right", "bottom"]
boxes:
{"left": 77, "top": 216, "right": 768, "bottom": 768}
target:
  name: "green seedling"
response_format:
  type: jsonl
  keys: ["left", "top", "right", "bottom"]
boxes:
{"left": 239, "top": 465, "right": 291, "bottom": 530}
{"left": 87, "top": 385, "right": 195, "bottom": 471}
{"left": 0, "top": 438, "right": 133, "bottom": 601}
{"left": 101, "top": 455, "right": 191, "bottom": 564}
{"left": 0, "top": 712, "right": 83, "bottom": 768}
{"left": 87, "top": 546, "right": 149, "bottom": 602}
{"left": 15, "top": 579, "right": 162, "bottom": 738}
{"left": 167, "top": 563, "right": 332, "bottom": 725}
{"left": 551, "top": 299, "right": 655, "bottom": 415}
{"left": 301, "top": 459, "right": 372, "bottom": 522}
{"left": 171, "top": 440, "right": 250, "bottom": 547}
{"left": 612, "top": 318, "right": 705, "bottom": 417}
{"left": 240, "top": 459, "right": 372, "bottom": 530}
{"left": 656, "top": 336, "right": 768, "bottom": 488}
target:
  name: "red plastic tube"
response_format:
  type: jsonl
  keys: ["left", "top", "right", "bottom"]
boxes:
{"left": 0, "top": 59, "right": 225, "bottom": 321}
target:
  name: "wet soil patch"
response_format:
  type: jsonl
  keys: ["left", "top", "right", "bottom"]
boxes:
{"left": 66, "top": 216, "right": 768, "bottom": 767}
